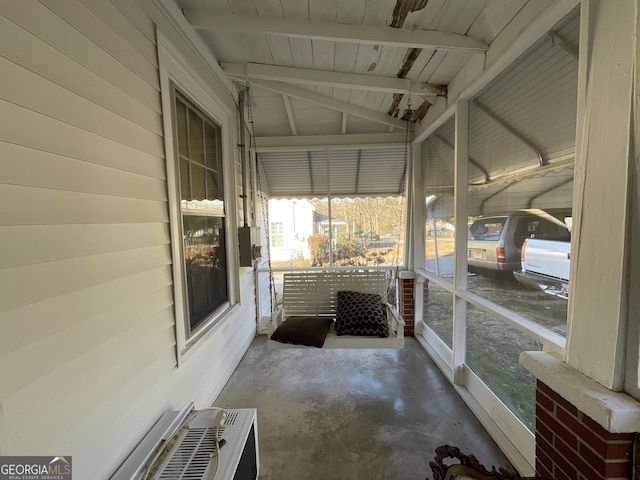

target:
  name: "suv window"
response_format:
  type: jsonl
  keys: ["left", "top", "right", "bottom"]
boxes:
{"left": 468, "top": 218, "right": 506, "bottom": 240}
{"left": 514, "top": 216, "right": 571, "bottom": 247}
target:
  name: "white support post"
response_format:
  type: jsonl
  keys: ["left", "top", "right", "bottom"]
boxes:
{"left": 453, "top": 100, "right": 469, "bottom": 385}
{"left": 415, "top": 275, "right": 425, "bottom": 336}
{"left": 565, "top": 0, "right": 637, "bottom": 391}
{"left": 326, "top": 149, "right": 333, "bottom": 266}
{"left": 411, "top": 140, "right": 425, "bottom": 271}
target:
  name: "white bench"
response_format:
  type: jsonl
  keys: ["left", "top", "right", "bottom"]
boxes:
{"left": 268, "top": 270, "right": 405, "bottom": 349}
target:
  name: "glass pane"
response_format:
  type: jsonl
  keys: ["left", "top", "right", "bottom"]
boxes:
{"left": 466, "top": 303, "right": 540, "bottom": 431}
{"left": 183, "top": 215, "right": 228, "bottom": 332}
{"left": 180, "top": 158, "right": 190, "bottom": 201}
{"left": 423, "top": 118, "right": 455, "bottom": 281}
{"left": 267, "top": 196, "right": 406, "bottom": 268}
{"left": 330, "top": 196, "right": 405, "bottom": 267}
{"left": 188, "top": 108, "right": 204, "bottom": 165}
{"left": 176, "top": 99, "right": 188, "bottom": 158}
{"left": 204, "top": 122, "right": 221, "bottom": 170}
{"left": 422, "top": 281, "right": 453, "bottom": 348}
{"left": 464, "top": 10, "right": 578, "bottom": 337}
{"left": 206, "top": 168, "right": 222, "bottom": 202}
{"left": 191, "top": 164, "right": 206, "bottom": 201}
{"left": 425, "top": 198, "right": 455, "bottom": 282}
{"left": 268, "top": 198, "right": 317, "bottom": 268}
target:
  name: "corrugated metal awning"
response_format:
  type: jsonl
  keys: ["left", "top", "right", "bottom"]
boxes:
{"left": 258, "top": 147, "right": 408, "bottom": 198}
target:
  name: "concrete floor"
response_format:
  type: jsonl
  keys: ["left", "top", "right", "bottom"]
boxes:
{"left": 214, "top": 336, "right": 511, "bottom": 480}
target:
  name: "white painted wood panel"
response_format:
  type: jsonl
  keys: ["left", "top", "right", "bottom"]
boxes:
{"left": 309, "top": 0, "right": 336, "bottom": 22}
{"left": 41, "top": 0, "right": 159, "bottom": 88}
{"left": 0, "top": 15, "right": 163, "bottom": 135}
{"left": 242, "top": 32, "right": 275, "bottom": 64}
{"left": 254, "top": 0, "right": 283, "bottom": 17}
{"left": 201, "top": 30, "right": 252, "bottom": 63}
{"left": 0, "top": 100, "right": 165, "bottom": 179}
{"left": 0, "top": 184, "right": 168, "bottom": 226}
{"left": 336, "top": 0, "right": 366, "bottom": 24}
{"left": 290, "top": 38, "right": 315, "bottom": 69}
{"left": 333, "top": 42, "right": 359, "bottom": 73}
{"left": 0, "top": 244, "right": 171, "bottom": 312}
{"left": 0, "top": 266, "right": 173, "bottom": 356}
{"left": 266, "top": 35, "right": 295, "bottom": 66}
{"left": 0, "top": 58, "right": 164, "bottom": 156}
{"left": 0, "top": 142, "right": 167, "bottom": 201}
{"left": 361, "top": 0, "right": 393, "bottom": 26}
{"left": 466, "top": 0, "right": 529, "bottom": 44}
{"left": 0, "top": 223, "right": 169, "bottom": 269}
{"left": 1, "top": 0, "right": 162, "bottom": 112}
{"left": 228, "top": 0, "right": 257, "bottom": 16}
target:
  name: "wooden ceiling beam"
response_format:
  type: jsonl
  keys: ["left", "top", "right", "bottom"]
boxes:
{"left": 185, "top": 11, "right": 488, "bottom": 52}
{"left": 246, "top": 79, "right": 407, "bottom": 130}
{"left": 222, "top": 62, "right": 446, "bottom": 97}
{"left": 254, "top": 133, "right": 406, "bottom": 152}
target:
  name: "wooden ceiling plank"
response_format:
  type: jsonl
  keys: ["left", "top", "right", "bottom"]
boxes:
{"left": 185, "top": 11, "right": 489, "bottom": 51}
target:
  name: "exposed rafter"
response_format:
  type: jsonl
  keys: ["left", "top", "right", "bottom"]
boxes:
{"left": 185, "top": 12, "right": 488, "bottom": 52}
{"left": 247, "top": 79, "right": 407, "bottom": 130}
{"left": 222, "top": 62, "right": 447, "bottom": 97}
{"left": 282, "top": 95, "right": 297, "bottom": 135}
{"left": 254, "top": 133, "right": 406, "bottom": 152}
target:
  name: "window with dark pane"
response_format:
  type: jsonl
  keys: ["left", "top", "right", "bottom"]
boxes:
{"left": 174, "top": 91, "right": 228, "bottom": 334}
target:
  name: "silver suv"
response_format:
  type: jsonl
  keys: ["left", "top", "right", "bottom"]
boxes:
{"left": 467, "top": 209, "right": 570, "bottom": 272}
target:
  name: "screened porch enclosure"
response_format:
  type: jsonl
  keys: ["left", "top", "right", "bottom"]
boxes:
{"left": 248, "top": 5, "right": 581, "bottom": 474}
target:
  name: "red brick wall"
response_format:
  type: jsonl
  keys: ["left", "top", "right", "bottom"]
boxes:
{"left": 399, "top": 278, "right": 414, "bottom": 336}
{"left": 536, "top": 380, "right": 633, "bottom": 480}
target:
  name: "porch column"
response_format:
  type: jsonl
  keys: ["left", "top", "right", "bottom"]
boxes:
{"left": 522, "top": 1, "right": 640, "bottom": 479}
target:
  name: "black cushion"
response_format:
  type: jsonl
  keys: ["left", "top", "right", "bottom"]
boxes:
{"left": 335, "top": 290, "right": 389, "bottom": 337}
{"left": 271, "top": 316, "right": 334, "bottom": 348}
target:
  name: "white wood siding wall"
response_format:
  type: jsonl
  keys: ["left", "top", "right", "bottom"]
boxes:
{"left": 0, "top": 1, "right": 256, "bottom": 478}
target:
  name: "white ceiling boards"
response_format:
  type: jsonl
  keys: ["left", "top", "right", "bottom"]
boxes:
{"left": 180, "top": 0, "right": 580, "bottom": 202}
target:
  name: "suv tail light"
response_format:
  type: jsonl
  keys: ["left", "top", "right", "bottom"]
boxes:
{"left": 521, "top": 239, "right": 528, "bottom": 263}
{"left": 496, "top": 246, "right": 506, "bottom": 263}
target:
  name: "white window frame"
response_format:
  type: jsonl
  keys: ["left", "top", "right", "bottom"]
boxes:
{"left": 157, "top": 32, "right": 240, "bottom": 361}
{"left": 270, "top": 222, "right": 284, "bottom": 248}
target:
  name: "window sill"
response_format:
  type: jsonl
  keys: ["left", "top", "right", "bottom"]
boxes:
{"left": 520, "top": 351, "right": 640, "bottom": 433}
{"left": 178, "top": 303, "right": 241, "bottom": 365}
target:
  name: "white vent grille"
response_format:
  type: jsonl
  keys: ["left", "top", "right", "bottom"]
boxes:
{"left": 224, "top": 411, "right": 238, "bottom": 425}
{"left": 156, "top": 427, "right": 221, "bottom": 479}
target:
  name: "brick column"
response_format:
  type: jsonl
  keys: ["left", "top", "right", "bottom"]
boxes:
{"left": 399, "top": 278, "right": 415, "bottom": 336}
{"left": 535, "top": 381, "right": 634, "bottom": 480}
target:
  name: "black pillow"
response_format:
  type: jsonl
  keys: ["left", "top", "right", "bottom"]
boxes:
{"left": 271, "top": 316, "right": 334, "bottom": 348}
{"left": 335, "top": 290, "right": 389, "bottom": 337}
